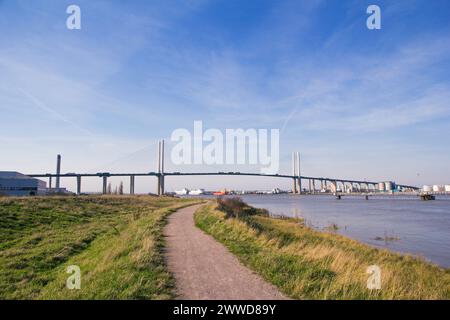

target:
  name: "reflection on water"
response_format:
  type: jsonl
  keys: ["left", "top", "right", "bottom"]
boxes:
{"left": 237, "top": 194, "right": 450, "bottom": 268}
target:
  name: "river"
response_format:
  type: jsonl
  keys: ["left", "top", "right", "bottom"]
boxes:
{"left": 234, "top": 194, "right": 450, "bottom": 268}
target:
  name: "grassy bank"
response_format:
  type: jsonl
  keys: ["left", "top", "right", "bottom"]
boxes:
{"left": 194, "top": 201, "right": 450, "bottom": 299}
{"left": 0, "top": 196, "right": 202, "bottom": 299}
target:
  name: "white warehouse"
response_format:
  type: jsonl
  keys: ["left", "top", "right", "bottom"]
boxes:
{"left": 0, "top": 172, "right": 47, "bottom": 196}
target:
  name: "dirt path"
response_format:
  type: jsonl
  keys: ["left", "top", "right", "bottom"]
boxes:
{"left": 164, "top": 204, "right": 287, "bottom": 300}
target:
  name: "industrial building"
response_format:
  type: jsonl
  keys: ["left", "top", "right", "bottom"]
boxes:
{"left": 0, "top": 172, "right": 47, "bottom": 196}
{"left": 422, "top": 185, "right": 450, "bottom": 194}
{"left": 377, "top": 181, "right": 397, "bottom": 192}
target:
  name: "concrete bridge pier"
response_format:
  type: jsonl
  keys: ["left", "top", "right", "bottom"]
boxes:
{"left": 156, "top": 139, "right": 165, "bottom": 196}
{"left": 296, "top": 152, "right": 301, "bottom": 194}
{"left": 297, "top": 177, "right": 302, "bottom": 194}
{"left": 102, "top": 176, "right": 108, "bottom": 194}
{"left": 49, "top": 176, "right": 52, "bottom": 189}
{"left": 292, "top": 177, "right": 297, "bottom": 194}
{"left": 160, "top": 174, "right": 165, "bottom": 195}
{"left": 292, "top": 152, "right": 302, "bottom": 194}
{"left": 76, "top": 175, "right": 81, "bottom": 195}
{"left": 157, "top": 176, "right": 161, "bottom": 196}
{"left": 130, "top": 175, "right": 135, "bottom": 195}
{"left": 157, "top": 140, "right": 162, "bottom": 195}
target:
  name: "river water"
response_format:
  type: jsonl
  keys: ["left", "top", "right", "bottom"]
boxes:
{"left": 235, "top": 194, "right": 450, "bottom": 268}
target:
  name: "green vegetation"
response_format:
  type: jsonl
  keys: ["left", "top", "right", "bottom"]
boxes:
{"left": 0, "top": 196, "right": 202, "bottom": 299}
{"left": 216, "top": 197, "right": 268, "bottom": 218}
{"left": 195, "top": 200, "right": 450, "bottom": 300}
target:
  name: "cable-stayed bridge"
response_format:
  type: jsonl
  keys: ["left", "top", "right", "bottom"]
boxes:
{"left": 27, "top": 140, "right": 419, "bottom": 195}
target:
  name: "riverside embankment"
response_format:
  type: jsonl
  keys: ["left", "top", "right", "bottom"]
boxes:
{"left": 194, "top": 199, "right": 450, "bottom": 299}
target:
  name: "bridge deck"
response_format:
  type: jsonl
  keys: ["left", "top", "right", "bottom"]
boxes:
{"left": 26, "top": 172, "right": 418, "bottom": 190}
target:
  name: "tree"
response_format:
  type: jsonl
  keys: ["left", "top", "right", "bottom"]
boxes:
{"left": 107, "top": 183, "right": 112, "bottom": 194}
{"left": 119, "top": 181, "right": 124, "bottom": 195}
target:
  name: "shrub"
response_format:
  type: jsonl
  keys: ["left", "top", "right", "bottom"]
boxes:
{"left": 216, "top": 197, "right": 268, "bottom": 219}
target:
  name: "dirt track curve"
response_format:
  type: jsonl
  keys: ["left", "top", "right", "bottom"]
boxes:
{"left": 164, "top": 204, "right": 288, "bottom": 300}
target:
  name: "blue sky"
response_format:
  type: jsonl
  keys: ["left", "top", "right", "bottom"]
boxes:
{"left": 1, "top": 0, "right": 450, "bottom": 193}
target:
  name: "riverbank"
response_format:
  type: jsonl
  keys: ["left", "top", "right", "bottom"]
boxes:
{"left": 194, "top": 200, "right": 450, "bottom": 299}
{"left": 239, "top": 194, "right": 450, "bottom": 268}
{"left": 0, "top": 196, "right": 203, "bottom": 299}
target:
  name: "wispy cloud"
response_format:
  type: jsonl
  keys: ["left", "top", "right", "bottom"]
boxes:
{"left": 278, "top": 34, "right": 450, "bottom": 132}
{"left": 1, "top": 0, "right": 449, "bottom": 189}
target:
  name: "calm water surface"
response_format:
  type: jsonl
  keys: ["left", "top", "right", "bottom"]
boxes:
{"left": 237, "top": 194, "right": 450, "bottom": 268}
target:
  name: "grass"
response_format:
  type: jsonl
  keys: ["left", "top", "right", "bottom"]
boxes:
{"left": 194, "top": 202, "right": 450, "bottom": 300}
{"left": 0, "top": 195, "right": 203, "bottom": 299}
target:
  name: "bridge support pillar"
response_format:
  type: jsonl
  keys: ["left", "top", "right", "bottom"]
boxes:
{"left": 49, "top": 176, "right": 52, "bottom": 189}
{"left": 76, "top": 175, "right": 81, "bottom": 195}
{"left": 157, "top": 140, "right": 165, "bottom": 196}
{"left": 160, "top": 175, "right": 165, "bottom": 195}
{"left": 102, "top": 176, "right": 108, "bottom": 194}
{"left": 297, "top": 177, "right": 302, "bottom": 194}
{"left": 292, "top": 177, "right": 297, "bottom": 194}
{"left": 292, "top": 152, "right": 301, "bottom": 194}
{"left": 158, "top": 140, "right": 165, "bottom": 196}
{"left": 157, "top": 176, "right": 161, "bottom": 196}
{"left": 130, "top": 175, "right": 135, "bottom": 195}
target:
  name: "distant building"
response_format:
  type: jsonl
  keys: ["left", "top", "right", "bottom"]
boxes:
{"left": 189, "top": 189, "right": 205, "bottom": 195}
{"left": 0, "top": 172, "right": 47, "bottom": 196}
{"left": 175, "top": 188, "right": 190, "bottom": 195}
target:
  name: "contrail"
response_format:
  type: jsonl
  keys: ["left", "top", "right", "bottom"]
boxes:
{"left": 281, "top": 107, "right": 298, "bottom": 133}
{"left": 18, "top": 88, "right": 94, "bottom": 136}
{"left": 87, "top": 141, "right": 160, "bottom": 173}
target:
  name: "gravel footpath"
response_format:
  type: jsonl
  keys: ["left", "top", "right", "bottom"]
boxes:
{"left": 164, "top": 204, "right": 288, "bottom": 300}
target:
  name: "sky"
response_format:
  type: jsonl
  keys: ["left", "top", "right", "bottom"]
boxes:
{"left": 1, "top": 0, "right": 450, "bottom": 193}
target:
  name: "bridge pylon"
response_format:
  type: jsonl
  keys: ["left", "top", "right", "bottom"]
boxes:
{"left": 157, "top": 140, "right": 165, "bottom": 196}
{"left": 292, "top": 152, "right": 301, "bottom": 194}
